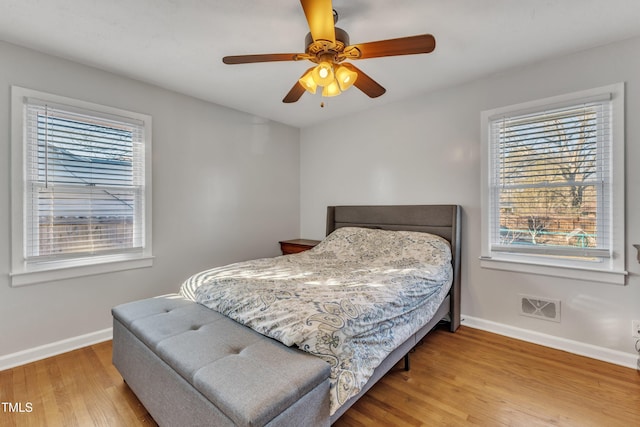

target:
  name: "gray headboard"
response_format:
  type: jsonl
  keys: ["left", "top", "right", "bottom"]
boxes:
{"left": 326, "top": 205, "right": 461, "bottom": 331}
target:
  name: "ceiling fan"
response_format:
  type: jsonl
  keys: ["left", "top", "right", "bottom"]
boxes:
{"left": 222, "top": 0, "right": 436, "bottom": 103}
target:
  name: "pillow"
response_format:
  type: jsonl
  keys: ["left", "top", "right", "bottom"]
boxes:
{"left": 311, "top": 227, "right": 451, "bottom": 267}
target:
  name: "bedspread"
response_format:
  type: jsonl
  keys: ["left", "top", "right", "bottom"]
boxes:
{"left": 180, "top": 227, "right": 452, "bottom": 415}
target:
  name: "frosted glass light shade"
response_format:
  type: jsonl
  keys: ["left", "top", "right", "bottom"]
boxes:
{"left": 298, "top": 69, "right": 317, "bottom": 94}
{"left": 335, "top": 65, "right": 357, "bottom": 91}
{"left": 311, "top": 61, "right": 334, "bottom": 86}
{"left": 322, "top": 80, "right": 341, "bottom": 97}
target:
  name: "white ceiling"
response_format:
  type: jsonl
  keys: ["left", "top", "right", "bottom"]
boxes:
{"left": 2, "top": 0, "right": 640, "bottom": 128}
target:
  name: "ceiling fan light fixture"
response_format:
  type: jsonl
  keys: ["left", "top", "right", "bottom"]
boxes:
{"left": 223, "top": 1, "right": 436, "bottom": 104}
{"left": 322, "top": 79, "right": 341, "bottom": 97}
{"left": 335, "top": 64, "right": 357, "bottom": 91}
{"left": 311, "top": 61, "right": 334, "bottom": 86}
{"left": 298, "top": 69, "right": 318, "bottom": 94}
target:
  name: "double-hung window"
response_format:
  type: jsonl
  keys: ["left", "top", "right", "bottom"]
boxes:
{"left": 11, "top": 87, "right": 153, "bottom": 286}
{"left": 480, "top": 83, "right": 625, "bottom": 284}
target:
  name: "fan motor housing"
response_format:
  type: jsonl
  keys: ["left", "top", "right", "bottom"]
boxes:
{"left": 305, "top": 27, "right": 350, "bottom": 58}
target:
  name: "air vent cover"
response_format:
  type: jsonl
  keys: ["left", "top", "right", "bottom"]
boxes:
{"left": 519, "top": 294, "right": 561, "bottom": 322}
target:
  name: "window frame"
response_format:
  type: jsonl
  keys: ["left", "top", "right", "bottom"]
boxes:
{"left": 10, "top": 86, "right": 153, "bottom": 286}
{"left": 480, "top": 83, "right": 626, "bottom": 285}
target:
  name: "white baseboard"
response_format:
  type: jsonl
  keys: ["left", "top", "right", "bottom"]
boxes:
{"left": 0, "top": 328, "right": 113, "bottom": 371}
{"left": 2, "top": 319, "right": 637, "bottom": 372}
{"left": 462, "top": 315, "right": 638, "bottom": 370}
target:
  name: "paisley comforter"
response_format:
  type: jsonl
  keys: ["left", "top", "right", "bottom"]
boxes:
{"left": 180, "top": 227, "right": 453, "bottom": 415}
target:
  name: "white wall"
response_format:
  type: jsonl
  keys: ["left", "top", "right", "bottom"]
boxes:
{"left": 300, "top": 37, "right": 640, "bottom": 360}
{"left": 0, "top": 41, "right": 300, "bottom": 360}
{"left": 3, "top": 34, "right": 639, "bottom": 368}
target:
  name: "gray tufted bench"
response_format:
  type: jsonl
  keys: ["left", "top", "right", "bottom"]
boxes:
{"left": 112, "top": 294, "right": 331, "bottom": 427}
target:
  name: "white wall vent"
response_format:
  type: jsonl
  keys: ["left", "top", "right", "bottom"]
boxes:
{"left": 519, "top": 294, "right": 561, "bottom": 322}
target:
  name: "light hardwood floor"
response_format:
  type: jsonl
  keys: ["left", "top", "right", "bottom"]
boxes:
{"left": 1, "top": 326, "right": 639, "bottom": 426}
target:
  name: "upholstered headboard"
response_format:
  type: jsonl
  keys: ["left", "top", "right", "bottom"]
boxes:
{"left": 326, "top": 205, "right": 462, "bottom": 331}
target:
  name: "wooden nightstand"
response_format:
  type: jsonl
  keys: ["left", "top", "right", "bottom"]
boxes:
{"left": 279, "top": 239, "right": 321, "bottom": 255}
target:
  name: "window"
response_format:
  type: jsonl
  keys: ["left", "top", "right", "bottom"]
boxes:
{"left": 480, "top": 83, "right": 625, "bottom": 284}
{"left": 11, "top": 87, "right": 153, "bottom": 286}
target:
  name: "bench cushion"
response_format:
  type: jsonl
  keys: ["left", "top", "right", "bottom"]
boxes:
{"left": 112, "top": 294, "right": 330, "bottom": 426}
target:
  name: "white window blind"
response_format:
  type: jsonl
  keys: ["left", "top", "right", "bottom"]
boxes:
{"left": 24, "top": 98, "right": 146, "bottom": 261}
{"left": 488, "top": 96, "right": 612, "bottom": 259}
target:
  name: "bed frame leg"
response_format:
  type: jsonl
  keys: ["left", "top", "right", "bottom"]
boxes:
{"left": 403, "top": 354, "right": 410, "bottom": 371}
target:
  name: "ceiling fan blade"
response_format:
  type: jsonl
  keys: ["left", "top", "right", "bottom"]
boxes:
{"left": 282, "top": 82, "right": 306, "bottom": 103}
{"left": 283, "top": 66, "right": 316, "bottom": 103}
{"left": 346, "top": 34, "right": 436, "bottom": 60}
{"left": 222, "top": 53, "right": 301, "bottom": 64}
{"left": 342, "top": 63, "right": 386, "bottom": 98}
{"left": 300, "top": 0, "right": 335, "bottom": 44}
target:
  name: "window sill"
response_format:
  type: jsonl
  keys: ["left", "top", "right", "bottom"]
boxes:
{"left": 10, "top": 254, "right": 154, "bottom": 287}
{"left": 479, "top": 256, "right": 627, "bottom": 285}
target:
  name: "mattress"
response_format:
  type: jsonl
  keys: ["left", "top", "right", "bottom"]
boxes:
{"left": 180, "top": 226, "right": 453, "bottom": 415}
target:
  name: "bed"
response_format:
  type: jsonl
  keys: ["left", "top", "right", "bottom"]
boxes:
{"left": 112, "top": 204, "right": 461, "bottom": 426}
